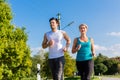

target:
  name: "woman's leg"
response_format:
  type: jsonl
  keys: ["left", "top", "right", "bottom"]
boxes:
{"left": 84, "top": 59, "right": 94, "bottom": 80}
{"left": 76, "top": 61, "right": 85, "bottom": 80}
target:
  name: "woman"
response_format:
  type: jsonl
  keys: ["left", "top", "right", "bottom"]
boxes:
{"left": 72, "top": 24, "right": 95, "bottom": 80}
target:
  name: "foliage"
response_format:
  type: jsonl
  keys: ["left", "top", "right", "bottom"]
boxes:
{"left": 34, "top": 51, "right": 76, "bottom": 78}
{"left": 117, "top": 64, "right": 120, "bottom": 73}
{"left": 94, "top": 63, "right": 108, "bottom": 75}
{"left": 40, "top": 52, "right": 52, "bottom": 79}
{"left": 31, "top": 52, "right": 120, "bottom": 78}
{"left": 103, "top": 59, "right": 119, "bottom": 74}
{"left": 94, "top": 53, "right": 108, "bottom": 75}
{"left": 64, "top": 51, "right": 76, "bottom": 77}
{"left": 94, "top": 53, "right": 108, "bottom": 64}
{"left": 65, "top": 76, "right": 80, "bottom": 80}
{"left": 0, "top": 1, "right": 32, "bottom": 79}
{"left": 31, "top": 49, "right": 51, "bottom": 79}
{"left": 30, "top": 49, "right": 45, "bottom": 77}
{"left": 94, "top": 53, "right": 120, "bottom": 75}
{"left": 0, "top": 0, "right": 7, "bottom": 3}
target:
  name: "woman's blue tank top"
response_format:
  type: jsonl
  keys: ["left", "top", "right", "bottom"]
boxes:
{"left": 76, "top": 37, "right": 93, "bottom": 61}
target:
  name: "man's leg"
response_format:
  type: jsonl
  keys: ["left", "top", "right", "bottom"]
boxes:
{"left": 56, "top": 56, "right": 65, "bottom": 80}
{"left": 49, "top": 59, "right": 58, "bottom": 80}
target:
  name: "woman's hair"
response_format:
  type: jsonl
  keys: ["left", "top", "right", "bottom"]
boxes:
{"left": 79, "top": 24, "right": 88, "bottom": 29}
{"left": 49, "top": 17, "right": 59, "bottom": 25}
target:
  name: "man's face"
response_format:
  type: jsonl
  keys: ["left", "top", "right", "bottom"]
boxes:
{"left": 50, "top": 20, "right": 58, "bottom": 29}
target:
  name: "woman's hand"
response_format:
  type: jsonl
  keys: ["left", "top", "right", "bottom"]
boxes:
{"left": 76, "top": 44, "right": 81, "bottom": 51}
{"left": 92, "top": 53, "right": 96, "bottom": 57}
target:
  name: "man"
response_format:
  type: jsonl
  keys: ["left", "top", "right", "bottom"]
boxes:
{"left": 42, "top": 17, "right": 71, "bottom": 80}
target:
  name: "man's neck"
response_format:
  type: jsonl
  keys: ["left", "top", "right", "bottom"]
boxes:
{"left": 52, "top": 28, "right": 58, "bottom": 32}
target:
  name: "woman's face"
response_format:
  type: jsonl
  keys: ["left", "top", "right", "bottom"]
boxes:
{"left": 79, "top": 25, "right": 87, "bottom": 34}
{"left": 50, "top": 20, "right": 58, "bottom": 29}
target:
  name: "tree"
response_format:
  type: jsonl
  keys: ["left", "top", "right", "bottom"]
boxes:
{"left": 117, "top": 64, "right": 120, "bottom": 74}
{"left": 94, "top": 53, "right": 108, "bottom": 75}
{"left": 64, "top": 52, "right": 76, "bottom": 77}
{"left": 40, "top": 52, "right": 52, "bottom": 79}
{"left": 40, "top": 51, "right": 76, "bottom": 79}
{"left": 31, "top": 48, "right": 45, "bottom": 77}
{"left": 94, "top": 53, "right": 108, "bottom": 64}
{"left": 0, "top": 1, "right": 32, "bottom": 79}
{"left": 94, "top": 63, "right": 108, "bottom": 75}
{"left": 94, "top": 53, "right": 120, "bottom": 75}
{"left": 103, "top": 59, "right": 119, "bottom": 74}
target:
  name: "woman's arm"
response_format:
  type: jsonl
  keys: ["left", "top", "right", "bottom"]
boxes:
{"left": 72, "top": 38, "right": 80, "bottom": 53}
{"left": 91, "top": 38, "right": 96, "bottom": 57}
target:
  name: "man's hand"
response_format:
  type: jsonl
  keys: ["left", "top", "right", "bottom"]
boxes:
{"left": 63, "top": 47, "right": 68, "bottom": 52}
{"left": 48, "top": 39, "right": 54, "bottom": 47}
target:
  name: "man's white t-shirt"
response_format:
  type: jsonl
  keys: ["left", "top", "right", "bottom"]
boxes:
{"left": 46, "top": 30, "right": 65, "bottom": 59}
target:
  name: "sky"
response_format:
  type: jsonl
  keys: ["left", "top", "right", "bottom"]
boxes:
{"left": 8, "top": 0, "right": 120, "bottom": 58}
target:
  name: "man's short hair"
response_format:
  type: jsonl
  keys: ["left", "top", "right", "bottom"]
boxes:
{"left": 49, "top": 17, "right": 59, "bottom": 24}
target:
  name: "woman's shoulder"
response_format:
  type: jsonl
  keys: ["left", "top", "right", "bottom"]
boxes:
{"left": 88, "top": 37, "right": 94, "bottom": 42}
{"left": 88, "top": 37, "right": 93, "bottom": 40}
{"left": 74, "top": 37, "right": 79, "bottom": 41}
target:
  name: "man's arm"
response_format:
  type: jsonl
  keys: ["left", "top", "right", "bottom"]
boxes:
{"left": 62, "top": 31, "right": 71, "bottom": 51}
{"left": 42, "top": 33, "right": 48, "bottom": 49}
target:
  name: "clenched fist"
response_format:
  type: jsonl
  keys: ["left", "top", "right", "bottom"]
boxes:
{"left": 49, "top": 39, "right": 54, "bottom": 47}
{"left": 76, "top": 44, "right": 81, "bottom": 51}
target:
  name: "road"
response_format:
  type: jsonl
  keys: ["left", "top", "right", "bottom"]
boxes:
{"left": 99, "top": 77, "right": 120, "bottom": 80}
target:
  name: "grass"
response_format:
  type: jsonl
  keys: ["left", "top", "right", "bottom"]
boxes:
{"left": 64, "top": 76, "right": 80, "bottom": 80}
{"left": 22, "top": 75, "right": 120, "bottom": 80}
{"left": 64, "top": 76, "right": 99, "bottom": 80}
{"left": 22, "top": 77, "right": 36, "bottom": 80}
{"left": 22, "top": 76, "right": 99, "bottom": 80}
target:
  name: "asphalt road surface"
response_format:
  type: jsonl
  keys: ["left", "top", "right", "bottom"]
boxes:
{"left": 100, "top": 77, "right": 120, "bottom": 80}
